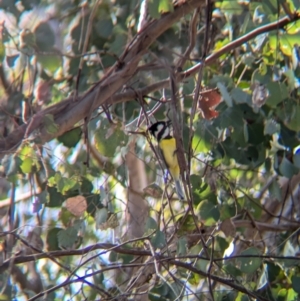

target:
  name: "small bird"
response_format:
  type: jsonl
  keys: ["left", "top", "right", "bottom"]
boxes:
{"left": 148, "top": 121, "right": 185, "bottom": 200}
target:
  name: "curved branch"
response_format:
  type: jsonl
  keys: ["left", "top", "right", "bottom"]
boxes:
{"left": 0, "top": 0, "right": 204, "bottom": 156}
{"left": 1, "top": 9, "right": 299, "bottom": 157}
{"left": 0, "top": 242, "right": 150, "bottom": 273}
{"left": 1, "top": 216, "right": 299, "bottom": 273}
{"left": 169, "top": 259, "right": 269, "bottom": 301}
{"left": 109, "top": 13, "right": 300, "bottom": 104}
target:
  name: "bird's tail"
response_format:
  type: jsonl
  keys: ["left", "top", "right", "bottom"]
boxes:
{"left": 174, "top": 179, "right": 185, "bottom": 200}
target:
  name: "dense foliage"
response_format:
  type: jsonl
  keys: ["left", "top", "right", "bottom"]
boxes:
{"left": 1, "top": 0, "right": 300, "bottom": 300}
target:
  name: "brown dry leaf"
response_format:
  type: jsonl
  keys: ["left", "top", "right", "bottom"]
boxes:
{"left": 66, "top": 195, "right": 87, "bottom": 217}
{"left": 198, "top": 89, "right": 221, "bottom": 120}
{"left": 219, "top": 218, "right": 236, "bottom": 238}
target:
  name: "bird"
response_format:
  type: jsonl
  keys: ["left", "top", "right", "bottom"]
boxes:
{"left": 148, "top": 121, "right": 185, "bottom": 200}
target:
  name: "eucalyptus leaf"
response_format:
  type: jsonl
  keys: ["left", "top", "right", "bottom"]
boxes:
{"left": 57, "top": 226, "right": 78, "bottom": 249}
{"left": 239, "top": 247, "right": 262, "bottom": 274}
{"left": 217, "top": 82, "right": 233, "bottom": 107}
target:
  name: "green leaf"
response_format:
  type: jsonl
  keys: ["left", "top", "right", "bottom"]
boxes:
{"left": 287, "top": 18, "right": 300, "bottom": 33}
{"left": 187, "top": 272, "right": 201, "bottom": 286}
{"left": 95, "top": 208, "right": 108, "bottom": 229}
{"left": 37, "top": 54, "right": 61, "bottom": 73}
{"left": 279, "top": 157, "right": 299, "bottom": 178}
{"left": 267, "top": 261, "right": 285, "bottom": 282}
{"left": 280, "top": 33, "right": 300, "bottom": 56}
{"left": 0, "top": 40, "right": 5, "bottom": 62}
{"left": 145, "top": 217, "right": 158, "bottom": 231}
{"left": 219, "top": 106, "right": 244, "bottom": 130}
{"left": 81, "top": 177, "right": 94, "bottom": 193}
{"left": 44, "top": 114, "right": 59, "bottom": 135}
{"left": 284, "top": 69, "right": 297, "bottom": 92}
{"left": 286, "top": 288, "right": 298, "bottom": 300}
{"left": 57, "top": 127, "right": 82, "bottom": 148}
{"left": 196, "top": 200, "right": 220, "bottom": 226}
{"left": 243, "top": 122, "right": 249, "bottom": 143}
{"left": 94, "top": 120, "right": 128, "bottom": 157}
{"left": 215, "top": 236, "right": 230, "bottom": 254}
{"left": 149, "top": 283, "right": 169, "bottom": 300}
{"left": 18, "top": 144, "right": 39, "bottom": 174}
{"left": 151, "top": 230, "right": 166, "bottom": 249}
{"left": 190, "top": 174, "right": 203, "bottom": 201}
{"left": 20, "top": 157, "right": 33, "bottom": 173}
{"left": 149, "top": 0, "right": 161, "bottom": 19}
{"left": 95, "top": 18, "right": 113, "bottom": 39}
{"left": 247, "top": 122, "right": 266, "bottom": 145}
{"left": 223, "top": 263, "right": 243, "bottom": 277}
{"left": 189, "top": 244, "right": 202, "bottom": 256}
{"left": 177, "top": 214, "right": 198, "bottom": 235}
{"left": 86, "top": 193, "right": 102, "bottom": 216}
{"left": 242, "top": 53, "right": 256, "bottom": 66}
{"left": 262, "top": 0, "right": 281, "bottom": 15}
{"left": 55, "top": 171, "right": 62, "bottom": 183}
{"left": 195, "top": 258, "right": 209, "bottom": 272}
{"left": 239, "top": 247, "right": 262, "bottom": 274}
{"left": 46, "top": 227, "right": 63, "bottom": 251}
{"left": 217, "top": 82, "right": 233, "bottom": 107}
{"left": 57, "top": 177, "right": 79, "bottom": 195}
{"left": 219, "top": 204, "right": 236, "bottom": 220}
{"left": 57, "top": 226, "right": 78, "bottom": 249}
{"left": 268, "top": 180, "right": 281, "bottom": 200}
{"left": 158, "top": 0, "right": 174, "bottom": 13}
{"left": 56, "top": 176, "right": 64, "bottom": 193}
{"left": 176, "top": 237, "right": 187, "bottom": 256}
{"left": 284, "top": 105, "right": 300, "bottom": 131}
{"left": 60, "top": 207, "right": 75, "bottom": 227}
{"left": 248, "top": 198, "right": 262, "bottom": 219}
{"left": 264, "top": 119, "right": 280, "bottom": 135}
{"left": 265, "top": 82, "right": 288, "bottom": 108}
{"left": 47, "top": 186, "right": 65, "bottom": 207}
{"left": 231, "top": 88, "right": 251, "bottom": 105}
{"left": 2, "top": 154, "right": 22, "bottom": 181}
{"left": 0, "top": 275, "right": 12, "bottom": 300}
{"left": 109, "top": 251, "right": 118, "bottom": 262}
{"left": 109, "top": 28, "right": 127, "bottom": 56}
{"left": 292, "top": 275, "right": 300, "bottom": 293}
{"left": 35, "top": 22, "right": 55, "bottom": 51}
{"left": 115, "top": 252, "right": 134, "bottom": 265}
{"left": 216, "top": 1, "right": 244, "bottom": 15}
{"left": 166, "top": 282, "right": 182, "bottom": 300}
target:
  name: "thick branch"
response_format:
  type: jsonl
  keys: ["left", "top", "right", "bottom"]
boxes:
{"left": 108, "top": 13, "right": 300, "bottom": 107}
{"left": 0, "top": 0, "right": 204, "bottom": 156}
{"left": 0, "top": 9, "right": 299, "bottom": 156}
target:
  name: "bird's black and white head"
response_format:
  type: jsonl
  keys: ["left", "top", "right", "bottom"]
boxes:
{"left": 148, "top": 121, "right": 172, "bottom": 141}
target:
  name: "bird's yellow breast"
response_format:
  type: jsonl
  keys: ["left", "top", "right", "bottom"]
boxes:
{"left": 159, "top": 138, "right": 180, "bottom": 179}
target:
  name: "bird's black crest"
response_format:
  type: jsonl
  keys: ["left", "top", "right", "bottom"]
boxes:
{"left": 148, "top": 121, "right": 172, "bottom": 141}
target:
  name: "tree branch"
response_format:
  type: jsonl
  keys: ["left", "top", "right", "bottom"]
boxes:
{"left": 0, "top": 0, "right": 204, "bottom": 157}
{"left": 0, "top": 8, "right": 299, "bottom": 157}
